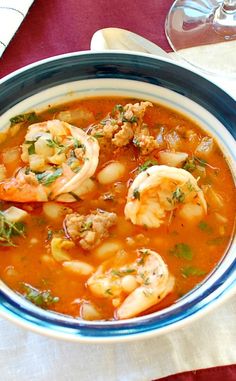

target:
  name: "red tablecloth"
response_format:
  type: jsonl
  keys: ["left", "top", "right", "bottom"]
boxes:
{"left": 0, "top": 0, "right": 172, "bottom": 78}
{"left": 0, "top": 1, "right": 235, "bottom": 380}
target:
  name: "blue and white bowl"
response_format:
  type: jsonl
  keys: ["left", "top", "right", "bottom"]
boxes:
{"left": 0, "top": 51, "right": 235, "bottom": 342}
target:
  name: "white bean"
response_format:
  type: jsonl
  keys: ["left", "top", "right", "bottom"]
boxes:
{"left": 72, "top": 179, "right": 96, "bottom": 199}
{"left": 62, "top": 260, "right": 94, "bottom": 276}
{"left": 97, "top": 162, "right": 125, "bottom": 184}
{"left": 80, "top": 302, "right": 102, "bottom": 321}
{"left": 121, "top": 275, "right": 138, "bottom": 293}
{"left": 43, "top": 202, "right": 72, "bottom": 220}
{"left": 94, "top": 240, "right": 122, "bottom": 261}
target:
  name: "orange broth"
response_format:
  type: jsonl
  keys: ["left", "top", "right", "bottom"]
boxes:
{"left": 0, "top": 96, "right": 235, "bottom": 320}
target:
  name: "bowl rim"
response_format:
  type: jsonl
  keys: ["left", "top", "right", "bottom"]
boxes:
{"left": 0, "top": 50, "right": 235, "bottom": 342}
{"left": 0, "top": 49, "right": 235, "bottom": 100}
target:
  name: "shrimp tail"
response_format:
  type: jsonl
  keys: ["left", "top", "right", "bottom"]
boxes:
{"left": 0, "top": 177, "right": 48, "bottom": 202}
{"left": 116, "top": 275, "right": 175, "bottom": 320}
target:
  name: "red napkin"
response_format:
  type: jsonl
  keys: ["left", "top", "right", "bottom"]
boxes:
{"left": 157, "top": 365, "right": 236, "bottom": 381}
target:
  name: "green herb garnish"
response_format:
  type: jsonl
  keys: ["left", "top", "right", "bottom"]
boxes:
{"left": 27, "top": 142, "right": 36, "bottom": 155}
{"left": 138, "top": 160, "right": 158, "bottom": 173}
{"left": 93, "top": 132, "right": 104, "bottom": 139}
{"left": 36, "top": 168, "right": 63, "bottom": 186}
{"left": 198, "top": 221, "right": 213, "bottom": 233}
{"left": 183, "top": 158, "right": 196, "bottom": 172}
{"left": 0, "top": 211, "right": 25, "bottom": 247}
{"left": 111, "top": 268, "right": 136, "bottom": 277}
{"left": 181, "top": 266, "right": 206, "bottom": 278}
{"left": 122, "top": 115, "right": 137, "bottom": 123}
{"left": 133, "top": 188, "right": 140, "bottom": 200}
{"left": 47, "top": 229, "right": 53, "bottom": 241}
{"left": 170, "top": 243, "right": 193, "bottom": 260}
{"left": 22, "top": 283, "right": 59, "bottom": 308}
{"left": 10, "top": 112, "right": 39, "bottom": 126}
{"left": 46, "top": 138, "right": 65, "bottom": 154}
{"left": 172, "top": 187, "right": 185, "bottom": 203}
{"left": 105, "top": 288, "right": 113, "bottom": 296}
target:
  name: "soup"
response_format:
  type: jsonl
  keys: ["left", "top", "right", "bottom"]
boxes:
{"left": 0, "top": 97, "right": 234, "bottom": 321}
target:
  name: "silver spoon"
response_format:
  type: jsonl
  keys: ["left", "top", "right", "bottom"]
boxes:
{"left": 90, "top": 27, "right": 172, "bottom": 60}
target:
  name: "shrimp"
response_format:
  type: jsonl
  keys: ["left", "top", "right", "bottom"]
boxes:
{"left": 87, "top": 248, "right": 174, "bottom": 320}
{"left": 125, "top": 165, "right": 207, "bottom": 228}
{"left": 0, "top": 120, "right": 99, "bottom": 202}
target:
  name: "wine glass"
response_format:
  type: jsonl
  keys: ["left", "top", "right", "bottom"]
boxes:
{"left": 165, "top": 0, "right": 236, "bottom": 77}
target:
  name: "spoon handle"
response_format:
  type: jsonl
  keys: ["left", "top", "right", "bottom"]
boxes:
{"left": 90, "top": 28, "right": 170, "bottom": 60}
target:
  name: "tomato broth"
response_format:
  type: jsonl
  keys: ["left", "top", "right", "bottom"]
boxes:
{"left": 0, "top": 97, "right": 235, "bottom": 321}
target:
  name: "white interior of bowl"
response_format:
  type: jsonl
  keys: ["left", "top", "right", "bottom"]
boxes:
{"left": 0, "top": 78, "right": 235, "bottom": 330}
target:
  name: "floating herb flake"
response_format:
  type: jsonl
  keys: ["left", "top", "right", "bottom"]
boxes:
{"left": 36, "top": 168, "right": 63, "bottom": 186}
{"left": 138, "top": 160, "right": 158, "bottom": 173}
{"left": 22, "top": 283, "right": 59, "bottom": 308}
{"left": 181, "top": 266, "right": 206, "bottom": 278}
{"left": 133, "top": 188, "right": 140, "bottom": 200}
{"left": 10, "top": 112, "right": 39, "bottom": 126}
{"left": 0, "top": 211, "right": 25, "bottom": 247}
{"left": 170, "top": 243, "right": 193, "bottom": 260}
{"left": 198, "top": 221, "right": 213, "bottom": 233}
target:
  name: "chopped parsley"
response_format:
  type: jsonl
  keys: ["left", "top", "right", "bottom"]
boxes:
{"left": 93, "top": 132, "right": 104, "bottom": 139}
{"left": 47, "top": 229, "right": 53, "bottom": 241}
{"left": 167, "top": 187, "right": 185, "bottom": 205}
{"left": 198, "top": 221, "right": 213, "bottom": 233}
{"left": 170, "top": 243, "right": 193, "bottom": 260}
{"left": 172, "top": 187, "right": 185, "bottom": 203}
{"left": 36, "top": 168, "right": 63, "bottom": 186}
{"left": 183, "top": 158, "right": 196, "bottom": 172}
{"left": 111, "top": 268, "right": 136, "bottom": 277}
{"left": 122, "top": 115, "right": 137, "bottom": 123}
{"left": 10, "top": 112, "right": 39, "bottom": 126}
{"left": 138, "top": 160, "right": 158, "bottom": 173}
{"left": 181, "top": 266, "right": 206, "bottom": 278}
{"left": 113, "top": 104, "right": 124, "bottom": 113}
{"left": 46, "top": 138, "right": 65, "bottom": 154}
{"left": 0, "top": 211, "right": 25, "bottom": 247}
{"left": 105, "top": 288, "right": 113, "bottom": 296}
{"left": 137, "top": 249, "right": 150, "bottom": 265}
{"left": 22, "top": 283, "right": 59, "bottom": 308}
{"left": 133, "top": 188, "right": 140, "bottom": 200}
{"left": 27, "top": 142, "right": 36, "bottom": 155}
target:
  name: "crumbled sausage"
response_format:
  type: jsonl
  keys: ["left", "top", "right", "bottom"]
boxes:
{"left": 133, "top": 133, "right": 159, "bottom": 155}
{"left": 91, "top": 101, "right": 157, "bottom": 153}
{"left": 64, "top": 209, "right": 117, "bottom": 250}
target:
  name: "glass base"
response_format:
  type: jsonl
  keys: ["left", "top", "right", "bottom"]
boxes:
{"left": 165, "top": 0, "right": 236, "bottom": 77}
